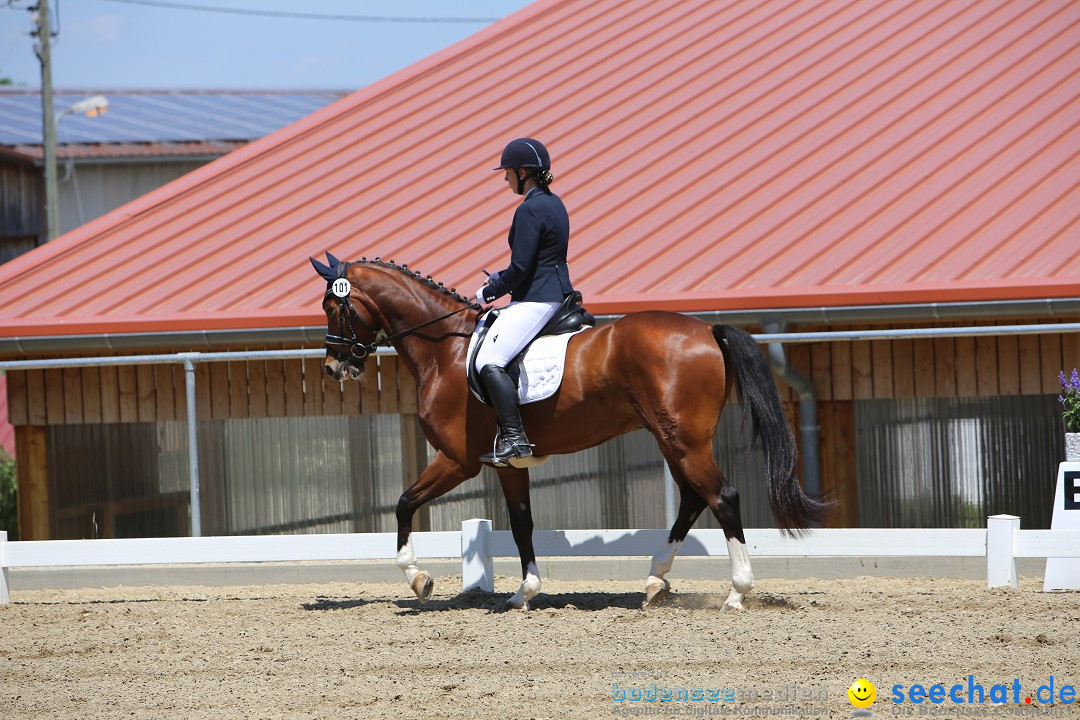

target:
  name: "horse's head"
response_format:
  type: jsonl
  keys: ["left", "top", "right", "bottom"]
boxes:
{"left": 310, "top": 252, "right": 378, "bottom": 381}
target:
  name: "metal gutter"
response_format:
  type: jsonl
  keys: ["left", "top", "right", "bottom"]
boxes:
{"left": 669, "top": 297, "right": 1080, "bottom": 327}
{"left": 0, "top": 326, "right": 328, "bottom": 355}
{"left": 0, "top": 297, "right": 1077, "bottom": 356}
{"left": 64, "top": 154, "right": 234, "bottom": 166}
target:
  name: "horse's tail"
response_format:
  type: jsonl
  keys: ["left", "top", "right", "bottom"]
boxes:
{"left": 712, "top": 324, "right": 829, "bottom": 535}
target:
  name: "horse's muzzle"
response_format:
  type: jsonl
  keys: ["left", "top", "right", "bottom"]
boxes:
{"left": 324, "top": 356, "right": 364, "bottom": 381}
{"left": 324, "top": 334, "right": 369, "bottom": 381}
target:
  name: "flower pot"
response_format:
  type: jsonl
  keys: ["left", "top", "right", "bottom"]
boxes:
{"left": 1068, "top": 432, "right": 1080, "bottom": 462}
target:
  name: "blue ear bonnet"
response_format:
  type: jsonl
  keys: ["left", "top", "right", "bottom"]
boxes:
{"left": 310, "top": 251, "right": 346, "bottom": 283}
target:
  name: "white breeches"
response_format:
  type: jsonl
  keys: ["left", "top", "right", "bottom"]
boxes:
{"left": 474, "top": 301, "right": 560, "bottom": 371}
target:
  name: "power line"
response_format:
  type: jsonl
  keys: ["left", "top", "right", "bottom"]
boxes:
{"left": 96, "top": 0, "right": 500, "bottom": 23}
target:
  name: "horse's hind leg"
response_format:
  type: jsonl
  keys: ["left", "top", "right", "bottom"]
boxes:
{"left": 661, "top": 446, "right": 754, "bottom": 611}
{"left": 496, "top": 466, "right": 540, "bottom": 609}
{"left": 644, "top": 475, "right": 706, "bottom": 607}
{"left": 714, "top": 483, "right": 754, "bottom": 611}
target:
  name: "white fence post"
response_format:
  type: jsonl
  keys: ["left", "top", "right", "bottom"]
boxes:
{"left": 987, "top": 514, "right": 1019, "bottom": 589}
{"left": 1, "top": 531, "right": 9, "bottom": 604}
{"left": 182, "top": 356, "right": 202, "bottom": 538}
{"left": 461, "top": 519, "right": 493, "bottom": 592}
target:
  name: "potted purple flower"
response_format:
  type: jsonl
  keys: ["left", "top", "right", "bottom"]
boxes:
{"left": 1061, "top": 368, "right": 1080, "bottom": 461}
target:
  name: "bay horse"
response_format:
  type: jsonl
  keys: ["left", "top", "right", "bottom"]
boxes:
{"left": 311, "top": 254, "right": 828, "bottom": 610}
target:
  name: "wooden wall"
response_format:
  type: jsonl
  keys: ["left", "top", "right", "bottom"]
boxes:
{"left": 775, "top": 320, "right": 1080, "bottom": 403}
{"left": 8, "top": 324, "right": 1076, "bottom": 427}
{"left": 5, "top": 322, "right": 1078, "bottom": 535}
{"left": 770, "top": 321, "right": 1079, "bottom": 528}
{"left": 5, "top": 349, "right": 421, "bottom": 539}
{"left": 5, "top": 350, "right": 417, "bottom": 427}
{"left": 0, "top": 159, "right": 42, "bottom": 263}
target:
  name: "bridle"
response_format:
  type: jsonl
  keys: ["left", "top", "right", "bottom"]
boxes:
{"left": 323, "top": 270, "right": 481, "bottom": 367}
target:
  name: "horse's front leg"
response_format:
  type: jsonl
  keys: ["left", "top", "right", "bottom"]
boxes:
{"left": 396, "top": 451, "right": 471, "bottom": 601}
{"left": 496, "top": 467, "right": 540, "bottom": 610}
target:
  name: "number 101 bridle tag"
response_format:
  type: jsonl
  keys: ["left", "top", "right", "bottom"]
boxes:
{"left": 331, "top": 278, "right": 350, "bottom": 298}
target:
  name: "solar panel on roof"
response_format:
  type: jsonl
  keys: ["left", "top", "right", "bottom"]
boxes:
{"left": 0, "top": 91, "right": 347, "bottom": 146}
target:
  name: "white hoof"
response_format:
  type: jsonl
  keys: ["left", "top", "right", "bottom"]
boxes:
{"left": 507, "top": 585, "right": 538, "bottom": 609}
{"left": 411, "top": 571, "right": 433, "bottom": 602}
{"left": 507, "top": 567, "right": 540, "bottom": 610}
{"left": 643, "top": 578, "right": 671, "bottom": 607}
{"left": 722, "top": 590, "right": 746, "bottom": 611}
{"left": 507, "top": 584, "right": 538, "bottom": 610}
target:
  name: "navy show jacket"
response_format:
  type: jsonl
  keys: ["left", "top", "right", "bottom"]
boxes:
{"left": 482, "top": 188, "right": 574, "bottom": 303}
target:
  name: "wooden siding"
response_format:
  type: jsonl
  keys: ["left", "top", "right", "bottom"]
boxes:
{"left": 0, "top": 159, "right": 40, "bottom": 237}
{"left": 7, "top": 323, "right": 1078, "bottom": 427}
{"left": 774, "top": 321, "right": 1080, "bottom": 403}
{"left": 772, "top": 320, "right": 1079, "bottom": 528}
{"left": 6, "top": 349, "right": 418, "bottom": 427}
{"left": 6, "top": 324, "right": 1076, "bottom": 537}
{"left": 0, "top": 159, "right": 42, "bottom": 261}
{"left": 55, "top": 161, "right": 209, "bottom": 238}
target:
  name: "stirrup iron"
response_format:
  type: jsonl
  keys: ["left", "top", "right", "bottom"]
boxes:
{"left": 480, "top": 431, "right": 533, "bottom": 466}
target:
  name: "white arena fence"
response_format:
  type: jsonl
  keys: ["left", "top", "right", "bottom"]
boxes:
{"left": 2, "top": 516, "right": 1078, "bottom": 603}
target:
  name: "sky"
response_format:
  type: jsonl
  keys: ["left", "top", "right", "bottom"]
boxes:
{"left": 0, "top": 0, "right": 534, "bottom": 91}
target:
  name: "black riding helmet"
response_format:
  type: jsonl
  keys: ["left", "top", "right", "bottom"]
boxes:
{"left": 495, "top": 138, "right": 550, "bottom": 195}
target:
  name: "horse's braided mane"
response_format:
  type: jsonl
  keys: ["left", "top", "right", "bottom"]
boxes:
{"left": 357, "top": 257, "right": 473, "bottom": 306}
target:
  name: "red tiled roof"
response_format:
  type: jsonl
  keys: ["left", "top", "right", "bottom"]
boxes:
{"left": 0, "top": 0, "right": 1077, "bottom": 340}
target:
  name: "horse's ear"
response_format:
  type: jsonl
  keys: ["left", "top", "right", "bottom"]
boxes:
{"left": 325, "top": 251, "right": 341, "bottom": 268}
{"left": 310, "top": 256, "right": 336, "bottom": 282}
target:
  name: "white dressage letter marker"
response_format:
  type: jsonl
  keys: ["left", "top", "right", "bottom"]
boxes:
{"left": 1045, "top": 465, "right": 1080, "bottom": 590}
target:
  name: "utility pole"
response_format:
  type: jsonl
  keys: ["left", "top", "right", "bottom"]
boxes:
{"left": 33, "top": 1, "right": 59, "bottom": 243}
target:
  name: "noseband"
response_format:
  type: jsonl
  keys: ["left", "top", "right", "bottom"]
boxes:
{"left": 324, "top": 287, "right": 378, "bottom": 366}
{"left": 324, "top": 273, "right": 481, "bottom": 368}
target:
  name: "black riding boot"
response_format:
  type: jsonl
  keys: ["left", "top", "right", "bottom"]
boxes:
{"left": 478, "top": 364, "right": 533, "bottom": 466}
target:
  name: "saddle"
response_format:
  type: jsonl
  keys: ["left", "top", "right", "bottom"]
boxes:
{"left": 467, "top": 291, "right": 595, "bottom": 406}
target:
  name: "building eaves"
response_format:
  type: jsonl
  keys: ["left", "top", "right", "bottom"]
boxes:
{"left": 0, "top": 140, "right": 248, "bottom": 164}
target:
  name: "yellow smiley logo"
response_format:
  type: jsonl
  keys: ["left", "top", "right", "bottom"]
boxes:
{"left": 848, "top": 678, "right": 876, "bottom": 709}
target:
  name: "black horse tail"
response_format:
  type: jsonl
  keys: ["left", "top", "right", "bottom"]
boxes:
{"left": 712, "top": 324, "right": 830, "bottom": 535}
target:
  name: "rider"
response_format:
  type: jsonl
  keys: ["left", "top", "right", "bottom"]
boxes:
{"left": 474, "top": 138, "right": 575, "bottom": 466}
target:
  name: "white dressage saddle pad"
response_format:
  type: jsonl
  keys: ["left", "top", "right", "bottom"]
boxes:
{"left": 468, "top": 326, "right": 592, "bottom": 405}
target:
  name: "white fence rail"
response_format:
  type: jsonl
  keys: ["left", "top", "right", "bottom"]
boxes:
{"left": 3, "top": 517, "right": 1079, "bottom": 603}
